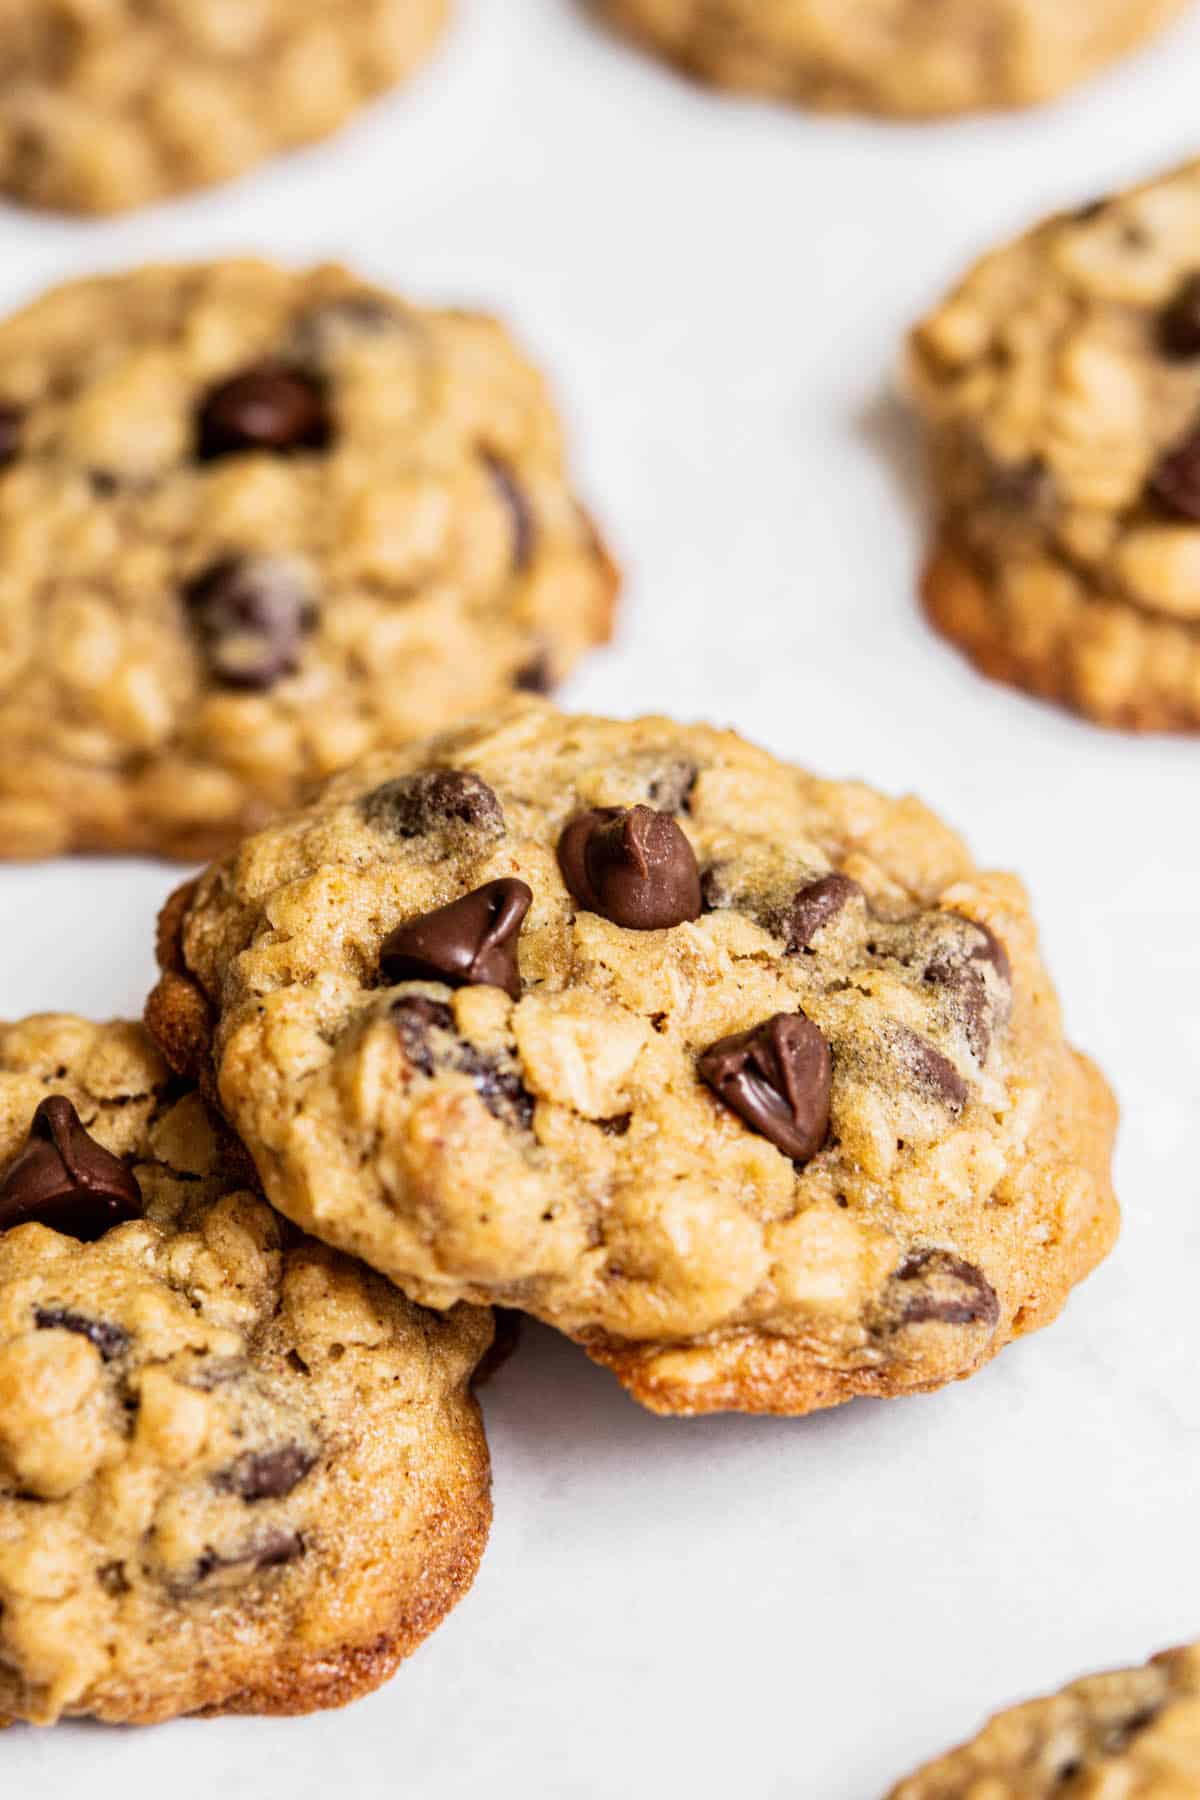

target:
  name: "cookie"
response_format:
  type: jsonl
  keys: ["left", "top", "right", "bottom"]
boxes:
{"left": 0, "top": 260, "right": 617, "bottom": 859}
{"left": 888, "top": 1643, "right": 1200, "bottom": 1797}
{"left": 145, "top": 700, "right": 1118, "bottom": 1419}
{"left": 0, "top": 0, "right": 448, "bottom": 214}
{"left": 909, "top": 158, "right": 1200, "bottom": 732}
{"left": 0, "top": 1013, "right": 493, "bottom": 1725}
{"left": 594, "top": 0, "right": 1188, "bottom": 118}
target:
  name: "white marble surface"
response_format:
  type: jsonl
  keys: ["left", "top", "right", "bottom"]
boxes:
{"left": 2, "top": 2, "right": 1200, "bottom": 1793}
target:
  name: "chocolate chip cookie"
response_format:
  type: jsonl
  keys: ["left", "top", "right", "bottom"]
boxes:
{"left": 0, "top": 0, "right": 448, "bottom": 214}
{"left": 889, "top": 1643, "right": 1200, "bottom": 1797}
{"left": 594, "top": 0, "right": 1188, "bottom": 118}
{"left": 146, "top": 701, "right": 1118, "bottom": 1418}
{"left": 909, "top": 158, "right": 1200, "bottom": 732}
{"left": 0, "top": 1012, "right": 493, "bottom": 1724}
{"left": 0, "top": 260, "right": 618, "bottom": 859}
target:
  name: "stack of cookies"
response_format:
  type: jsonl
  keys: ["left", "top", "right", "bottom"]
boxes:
{"left": 1, "top": 1, "right": 1197, "bottom": 1792}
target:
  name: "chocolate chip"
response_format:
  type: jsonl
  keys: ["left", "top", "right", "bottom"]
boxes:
{"left": 484, "top": 454, "right": 535, "bottom": 571}
{"left": 698, "top": 1013, "right": 832, "bottom": 1164}
{"left": 596, "top": 1112, "right": 632, "bottom": 1136}
{"left": 0, "top": 405, "right": 22, "bottom": 468}
{"left": 288, "top": 294, "right": 405, "bottom": 362}
{"left": 1148, "top": 422, "right": 1200, "bottom": 520}
{"left": 392, "top": 995, "right": 533, "bottom": 1128}
{"left": 986, "top": 454, "right": 1053, "bottom": 513}
{"left": 1160, "top": 273, "right": 1200, "bottom": 358}
{"left": 896, "top": 1030, "right": 969, "bottom": 1112}
{"left": 362, "top": 770, "right": 504, "bottom": 840}
{"left": 215, "top": 1446, "right": 316, "bottom": 1502}
{"left": 193, "top": 1527, "right": 304, "bottom": 1584}
{"left": 454, "top": 1041, "right": 535, "bottom": 1130}
{"left": 924, "top": 915, "right": 1012, "bottom": 1060}
{"left": 183, "top": 556, "right": 315, "bottom": 690}
{"left": 645, "top": 760, "right": 698, "bottom": 815}
{"left": 0, "top": 1097, "right": 142, "bottom": 1241}
{"left": 558, "top": 806, "right": 702, "bottom": 930}
{"left": 887, "top": 1248, "right": 999, "bottom": 1330}
{"left": 786, "top": 873, "right": 863, "bottom": 952}
{"left": 379, "top": 878, "right": 532, "bottom": 1001}
{"left": 513, "top": 651, "right": 554, "bottom": 694}
{"left": 197, "top": 363, "right": 329, "bottom": 462}
{"left": 392, "top": 994, "right": 455, "bottom": 1076}
{"left": 34, "top": 1307, "right": 129, "bottom": 1362}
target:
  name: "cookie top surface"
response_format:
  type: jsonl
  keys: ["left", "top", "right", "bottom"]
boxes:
{"left": 0, "top": 1012, "right": 492, "bottom": 1725}
{"left": 596, "top": 0, "right": 1187, "bottom": 118}
{"left": 148, "top": 701, "right": 1118, "bottom": 1417}
{"left": 910, "top": 158, "right": 1200, "bottom": 731}
{"left": 0, "top": 259, "right": 616, "bottom": 858}
{"left": 0, "top": 0, "right": 447, "bottom": 214}
{"left": 889, "top": 1645, "right": 1200, "bottom": 1798}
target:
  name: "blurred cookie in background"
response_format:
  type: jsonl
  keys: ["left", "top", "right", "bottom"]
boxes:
{"left": 0, "top": 260, "right": 618, "bottom": 859}
{"left": 593, "top": 0, "right": 1191, "bottom": 117}
{"left": 910, "top": 158, "right": 1200, "bottom": 731}
{"left": 0, "top": 0, "right": 450, "bottom": 214}
{"left": 888, "top": 1643, "right": 1200, "bottom": 1797}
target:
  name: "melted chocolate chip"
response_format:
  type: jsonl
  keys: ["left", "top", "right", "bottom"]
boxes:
{"left": 513, "top": 651, "right": 554, "bottom": 694}
{"left": 1149, "top": 422, "right": 1200, "bottom": 520}
{"left": 197, "top": 363, "right": 329, "bottom": 462}
{"left": 897, "top": 1030, "right": 969, "bottom": 1112}
{"left": 645, "top": 759, "right": 698, "bottom": 815}
{"left": 0, "top": 405, "right": 22, "bottom": 468}
{"left": 391, "top": 995, "right": 533, "bottom": 1127}
{"left": 485, "top": 454, "right": 535, "bottom": 571}
{"left": 392, "top": 994, "right": 454, "bottom": 1077}
{"left": 380, "top": 878, "right": 532, "bottom": 1001}
{"left": 1160, "top": 273, "right": 1200, "bottom": 358}
{"left": 193, "top": 1527, "right": 304, "bottom": 1584}
{"left": 888, "top": 1248, "right": 999, "bottom": 1330}
{"left": 786, "top": 873, "right": 863, "bottom": 952}
{"left": 215, "top": 1446, "right": 316, "bottom": 1502}
{"left": 183, "top": 556, "right": 315, "bottom": 691}
{"left": 0, "top": 1098, "right": 142, "bottom": 1240}
{"left": 698, "top": 1013, "right": 832, "bottom": 1164}
{"left": 558, "top": 806, "right": 702, "bottom": 930}
{"left": 288, "top": 294, "right": 405, "bottom": 361}
{"left": 362, "top": 770, "right": 504, "bottom": 839}
{"left": 34, "top": 1307, "right": 129, "bottom": 1362}
{"left": 925, "top": 916, "right": 1012, "bottom": 1061}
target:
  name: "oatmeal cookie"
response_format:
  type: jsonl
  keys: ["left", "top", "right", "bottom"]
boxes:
{"left": 0, "top": 0, "right": 448, "bottom": 215}
{"left": 910, "top": 157, "right": 1200, "bottom": 731}
{"left": 146, "top": 701, "right": 1118, "bottom": 1417}
{"left": 594, "top": 0, "right": 1188, "bottom": 118}
{"left": 0, "top": 1012, "right": 493, "bottom": 1724}
{"left": 0, "top": 259, "right": 617, "bottom": 859}
{"left": 889, "top": 1643, "right": 1200, "bottom": 1797}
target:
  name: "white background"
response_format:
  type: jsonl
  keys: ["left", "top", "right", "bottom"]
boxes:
{"left": 2, "top": 1, "right": 1200, "bottom": 1793}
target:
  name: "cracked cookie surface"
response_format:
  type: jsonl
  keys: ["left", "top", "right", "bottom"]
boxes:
{"left": 594, "top": 0, "right": 1188, "bottom": 118}
{"left": 146, "top": 701, "right": 1118, "bottom": 1417}
{"left": 0, "top": 1012, "right": 493, "bottom": 1724}
{"left": 0, "top": 0, "right": 448, "bottom": 215}
{"left": 889, "top": 1643, "right": 1200, "bottom": 1797}
{"left": 910, "top": 158, "right": 1200, "bottom": 732}
{"left": 0, "top": 260, "right": 617, "bottom": 859}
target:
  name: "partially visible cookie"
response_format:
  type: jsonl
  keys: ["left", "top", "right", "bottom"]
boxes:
{"left": 910, "top": 158, "right": 1200, "bottom": 732}
{"left": 888, "top": 1644, "right": 1200, "bottom": 1797}
{"left": 146, "top": 700, "right": 1118, "bottom": 1418}
{"left": 0, "top": 1013, "right": 493, "bottom": 1725}
{"left": 0, "top": 261, "right": 617, "bottom": 859}
{"left": 594, "top": 0, "right": 1188, "bottom": 118}
{"left": 0, "top": 0, "right": 448, "bottom": 214}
